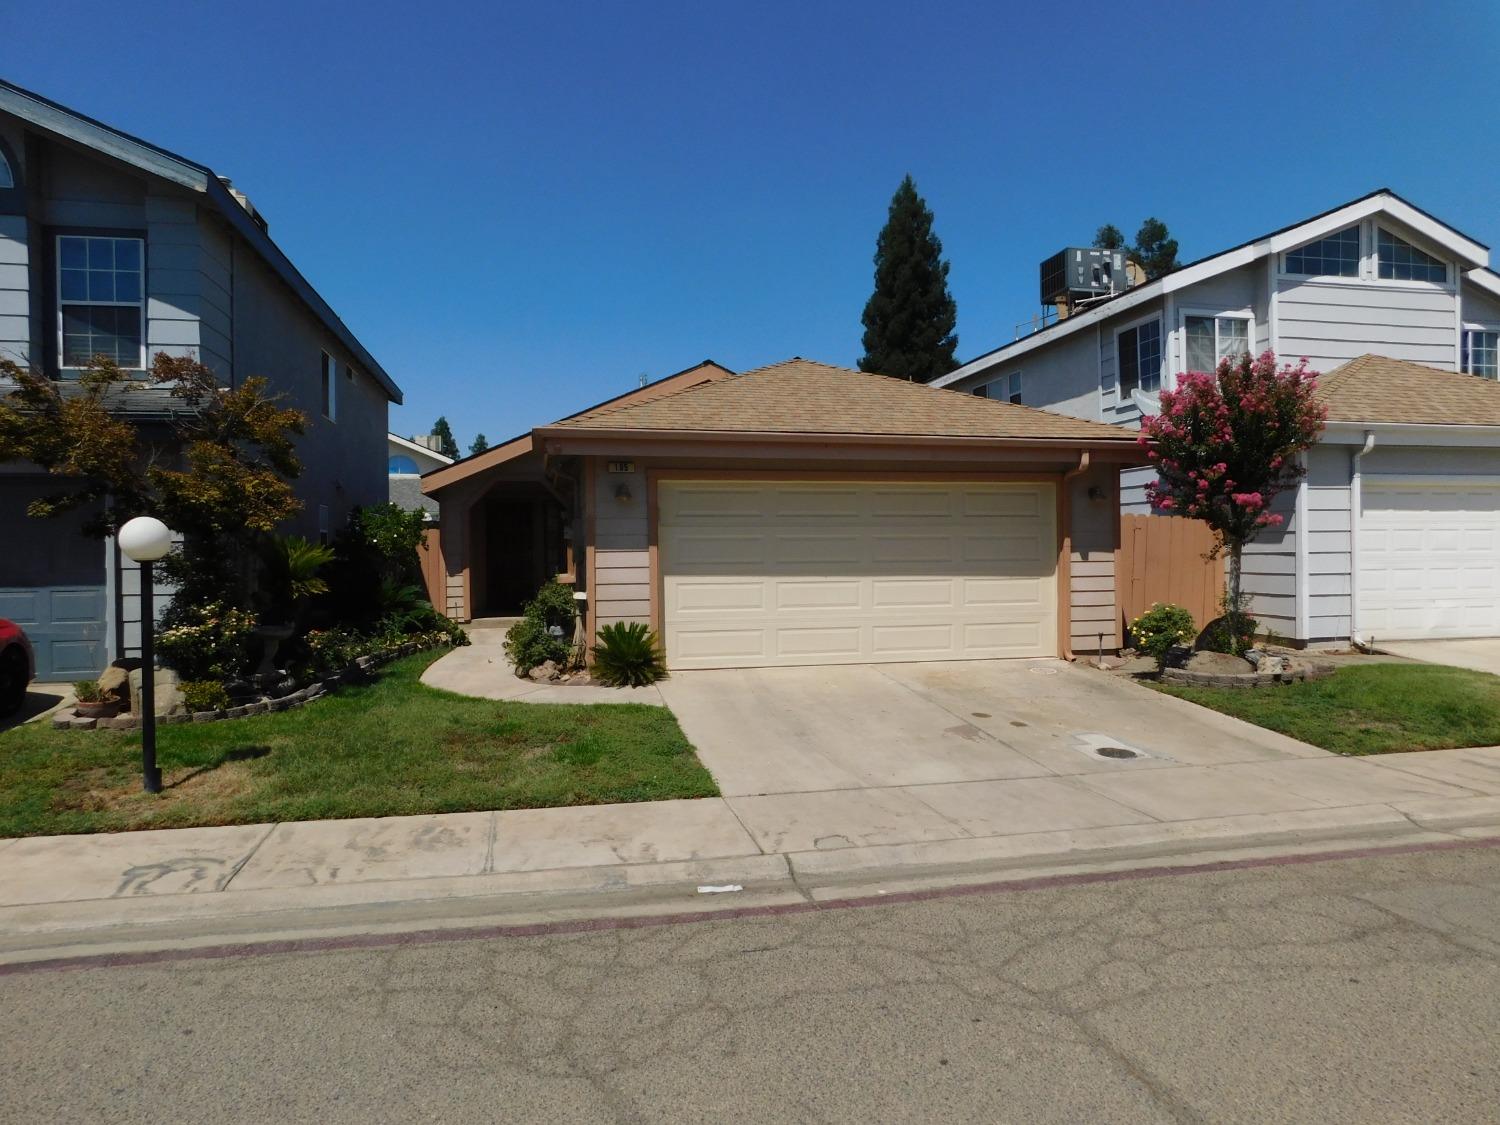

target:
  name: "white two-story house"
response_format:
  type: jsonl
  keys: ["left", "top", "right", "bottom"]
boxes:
{"left": 934, "top": 190, "right": 1500, "bottom": 647}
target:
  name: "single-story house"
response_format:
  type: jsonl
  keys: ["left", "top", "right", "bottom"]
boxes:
{"left": 423, "top": 358, "right": 1147, "bottom": 670}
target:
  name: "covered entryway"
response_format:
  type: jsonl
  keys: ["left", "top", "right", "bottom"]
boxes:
{"left": 1359, "top": 479, "right": 1500, "bottom": 639}
{"left": 659, "top": 479, "right": 1057, "bottom": 670}
{"left": 0, "top": 479, "right": 107, "bottom": 679}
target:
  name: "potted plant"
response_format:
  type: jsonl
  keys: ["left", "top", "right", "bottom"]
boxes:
{"left": 73, "top": 679, "right": 121, "bottom": 719}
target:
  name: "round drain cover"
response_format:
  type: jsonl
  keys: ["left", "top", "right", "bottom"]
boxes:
{"left": 1097, "top": 746, "right": 1139, "bottom": 760}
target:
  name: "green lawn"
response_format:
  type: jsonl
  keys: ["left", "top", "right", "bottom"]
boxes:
{"left": 0, "top": 652, "right": 718, "bottom": 837}
{"left": 1154, "top": 662, "right": 1500, "bottom": 755}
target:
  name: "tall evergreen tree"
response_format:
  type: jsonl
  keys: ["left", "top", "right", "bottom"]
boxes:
{"left": 858, "top": 175, "right": 958, "bottom": 382}
{"left": 1132, "top": 217, "right": 1180, "bottom": 280}
{"left": 469, "top": 433, "right": 489, "bottom": 456}
{"left": 431, "top": 416, "right": 459, "bottom": 460}
{"left": 1093, "top": 224, "right": 1126, "bottom": 251}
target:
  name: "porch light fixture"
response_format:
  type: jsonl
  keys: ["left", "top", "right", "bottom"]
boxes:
{"left": 118, "top": 516, "right": 173, "bottom": 794}
{"left": 614, "top": 483, "right": 633, "bottom": 503}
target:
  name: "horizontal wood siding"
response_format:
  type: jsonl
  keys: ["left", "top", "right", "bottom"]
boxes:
{"left": 593, "top": 460, "right": 651, "bottom": 629}
{"left": 1276, "top": 279, "right": 1457, "bottom": 371}
{"left": 1071, "top": 464, "right": 1120, "bottom": 652}
{"left": 1241, "top": 486, "right": 1296, "bottom": 638}
{"left": 0, "top": 214, "right": 28, "bottom": 365}
{"left": 1305, "top": 445, "right": 1352, "bottom": 641}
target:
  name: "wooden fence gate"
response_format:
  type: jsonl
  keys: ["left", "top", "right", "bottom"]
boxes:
{"left": 1117, "top": 514, "right": 1224, "bottom": 636}
{"left": 418, "top": 526, "right": 446, "bottom": 611}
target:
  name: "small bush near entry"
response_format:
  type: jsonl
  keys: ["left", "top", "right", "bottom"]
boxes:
{"left": 1129, "top": 603, "right": 1198, "bottom": 666}
{"left": 592, "top": 622, "right": 667, "bottom": 687}
{"left": 504, "top": 581, "right": 578, "bottom": 675}
{"left": 1196, "top": 605, "right": 1259, "bottom": 657}
{"left": 181, "top": 680, "right": 231, "bottom": 713}
{"left": 73, "top": 680, "right": 102, "bottom": 703}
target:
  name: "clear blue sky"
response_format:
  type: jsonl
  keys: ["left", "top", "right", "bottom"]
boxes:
{"left": 8, "top": 0, "right": 1497, "bottom": 447}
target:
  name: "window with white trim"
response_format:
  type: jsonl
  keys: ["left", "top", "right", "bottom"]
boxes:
{"left": 1462, "top": 329, "right": 1498, "bottom": 379}
{"left": 388, "top": 454, "right": 421, "bottom": 474}
{"left": 1283, "top": 225, "right": 1360, "bottom": 277}
{"left": 1184, "top": 315, "right": 1250, "bottom": 373}
{"left": 1117, "top": 318, "right": 1161, "bottom": 396}
{"left": 1376, "top": 227, "right": 1447, "bottom": 282}
{"left": 320, "top": 351, "right": 336, "bottom": 420}
{"left": 972, "top": 372, "right": 1023, "bottom": 403}
{"left": 57, "top": 235, "right": 144, "bottom": 368}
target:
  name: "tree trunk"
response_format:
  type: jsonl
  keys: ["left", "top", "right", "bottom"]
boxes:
{"left": 1228, "top": 541, "right": 1246, "bottom": 655}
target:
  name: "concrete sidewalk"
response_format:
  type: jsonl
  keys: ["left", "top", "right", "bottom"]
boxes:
{"left": 3, "top": 744, "right": 1500, "bottom": 963}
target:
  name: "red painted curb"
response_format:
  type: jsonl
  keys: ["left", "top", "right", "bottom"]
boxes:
{"left": 3, "top": 833, "right": 1497, "bottom": 977}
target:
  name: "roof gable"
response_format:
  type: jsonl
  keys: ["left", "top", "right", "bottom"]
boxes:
{"left": 1317, "top": 354, "right": 1500, "bottom": 426}
{"left": 544, "top": 357, "right": 1138, "bottom": 444}
{"left": 0, "top": 79, "right": 402, "bottom": 404}
{"left": 934, "top": 189, "right": 1492, "bottom": 388}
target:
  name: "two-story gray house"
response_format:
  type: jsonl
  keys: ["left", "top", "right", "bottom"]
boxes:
{"left": 0, "top": 80, "right": 402, "bottom": 680}
{"left": 934, "top": 190, "right": 1500, "bottom": 647}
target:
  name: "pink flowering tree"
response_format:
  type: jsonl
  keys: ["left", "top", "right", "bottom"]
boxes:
{"left": 1140, "top": 351, "right": 1325, "bottom": 650}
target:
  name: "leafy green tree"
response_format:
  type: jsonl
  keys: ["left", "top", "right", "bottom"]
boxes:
{"left": 1093, "top": 224, "right": 1126, "bottom": 250}
{"left": 1132, "top": 217, "right": 1180, "bottom": 280}
{"left": 858, "top": 175, "right": 958, "bottom": 383}
{"left": 431, "top": 415, "right": 459, "bottom": 460}
{"left": 469, "top": 433, "right": 489, "bottom": 455}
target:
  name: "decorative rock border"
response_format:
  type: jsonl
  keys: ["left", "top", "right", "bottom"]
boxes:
{"left": 53, "top": 639, "right": 451, "bottom": 732}
{"left": 1160, "top": 660, "right": 1335, "bottom": 689}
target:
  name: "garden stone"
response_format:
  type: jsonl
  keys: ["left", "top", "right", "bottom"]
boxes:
{"left": 161, "top": 713, "right": 189, "bottom": 725}
{"left": 96, "top": 665, "right": 132, "bottom": 708}
{"left": 128, "top": 667, "right": 185, "bottom": 716}
{"left": 52, "top": 714, "right": 71, "bottom": 730}
{"left": 528, "top": 660, "right": 559, "bottom": 683}
{"left": 192, "top": 710, "right": 217, "bottom": 723}
{"left": 1185, "top": 650, "right": 1255, "bottom": 676}
{"left": 247, "top": 701, "right": 269, "bottom": 715}
{"left": 101, "top": 715, "right": 140, "bottom": 731}
{"left": 68, "top": 716, "right": 97, "bottom": 731}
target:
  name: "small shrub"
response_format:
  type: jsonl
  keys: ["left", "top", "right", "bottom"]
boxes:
{"left": 157, "top": 603, "right": 258, "bottom": 681}
{"left": 503, "top": 581, "right": 578, "bottom": 674}
{"left": 1196, "top": 612, "right": 1259, "bottom": 657}
{"left": 591, "top": 622, "right": 667, "bottom": 687}
{"left": 1129, "top": 603, "right": 1198, "bottom": 666}
{"left": 73, "top": 679, "right": 102, "bottom": 703}
{"left": 504, "top": 616, "right": 568, "bottom": 675}
{"left": 181, "top": 680, "right": 230, "bottom": 713}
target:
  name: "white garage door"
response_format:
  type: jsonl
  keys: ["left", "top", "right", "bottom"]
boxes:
{"left": 1359, "top": 480, "right": 1500, "bottom": 639}
{"left": 659, "top": 480, "right": 1057, "bottom": 669}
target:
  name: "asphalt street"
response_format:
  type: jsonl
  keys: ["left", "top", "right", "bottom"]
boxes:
{"left": 5, "top": 842, "right": 1500, "bottom": 1123}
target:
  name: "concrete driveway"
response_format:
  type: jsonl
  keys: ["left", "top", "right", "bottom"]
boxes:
{"left": 654, "top": 660, "right": 1481, "bottom": 856}
{"left": 1378, "top": 638, "right": 1500, "bottom": 677}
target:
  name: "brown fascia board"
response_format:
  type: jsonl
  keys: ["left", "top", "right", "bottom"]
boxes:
{"left": 534, "top": 427, "right": 1150, "bottom": 464}
{"left": 421, "top": 434, "right": 534, "bottom": 494}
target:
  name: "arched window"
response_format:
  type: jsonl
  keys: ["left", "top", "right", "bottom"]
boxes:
{"left": 388, "top": 454, "right": 421, "bottom": 475}
{"left": 0, "top": 149, "right": 12, "bottom": 190}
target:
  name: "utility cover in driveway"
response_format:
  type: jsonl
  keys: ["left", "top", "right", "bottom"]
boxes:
{"left": 659, "top": 480, "right": 1057, "bottom": 669}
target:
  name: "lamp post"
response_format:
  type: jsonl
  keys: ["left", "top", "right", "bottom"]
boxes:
{"left": 118, "top": 516, "right": 173, "bottom": 794}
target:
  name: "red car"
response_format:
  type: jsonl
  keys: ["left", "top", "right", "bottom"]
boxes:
{"left": 0, "top": 618, "right": 35, "bottom": 716}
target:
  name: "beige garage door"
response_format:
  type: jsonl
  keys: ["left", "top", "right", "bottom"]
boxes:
{"left": 659, "top": 479, "right": 1057, "bottom": 669}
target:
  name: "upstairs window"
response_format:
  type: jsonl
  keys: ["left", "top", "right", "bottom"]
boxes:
{"left": 388, "top": 454, "right": 421, "bottom": 474}
{"left": 1184, "top": 315, "right": 1251, "bottom": 373}
{"left": 320, "top": 351, "right": 336, "bottom": 420}
{"left": 58, "top": 235, "right": 144, "bottom": 368}
{"left": 972, "top": 372, "right": 1023, "bottom": 403}
{"left": 1284, "top": 225, "right": 1360, "bottom": 277}
{"left": 1377, "top": 228, "right": 1447, "bottom": 282}
{"left": 1117, "top": 318, "right": 1161, "bottom": 397}
{"left": 1463, "top": 330, "right": 1498, "bottom": 379}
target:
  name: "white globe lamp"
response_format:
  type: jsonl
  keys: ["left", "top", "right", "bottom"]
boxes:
{"left": 118, "top": 516, "right": 173, "bottom": 562}
{"left": 118, "top": 515, "right": 174, "bottom": 793}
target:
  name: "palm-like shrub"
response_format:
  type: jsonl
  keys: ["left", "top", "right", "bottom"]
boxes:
{"left": 591, "top": 622, "right": 667, "bottom": 687}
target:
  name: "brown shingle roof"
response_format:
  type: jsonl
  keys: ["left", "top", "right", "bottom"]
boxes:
{"left": 1315, "top": 354, "right": 1500, "bottom": 425}
{"left": 547, "top": 358, "right": 1138, "bottom": 443}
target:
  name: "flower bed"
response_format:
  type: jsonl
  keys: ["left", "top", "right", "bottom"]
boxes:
{"left": 53, "top": 633, "right": 458, "bottom": 731}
